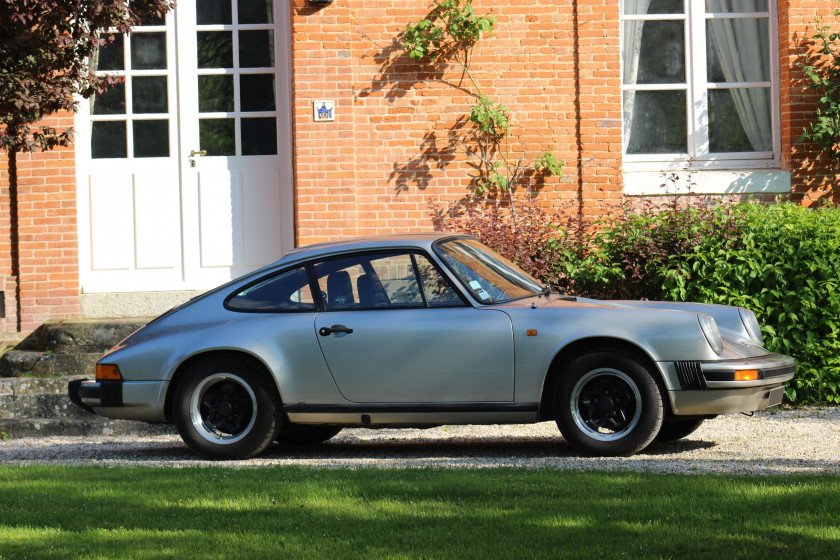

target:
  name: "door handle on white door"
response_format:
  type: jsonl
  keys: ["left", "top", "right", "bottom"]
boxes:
{"left": 188, "top": 149, "right": 206, "bottom": 167}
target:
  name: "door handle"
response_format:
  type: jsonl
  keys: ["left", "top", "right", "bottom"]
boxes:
{"left": 190, "top": 149, "right": 207, "bottom": 157}
{"left": 319, "top": 324, "right": 354, "bottom": 336}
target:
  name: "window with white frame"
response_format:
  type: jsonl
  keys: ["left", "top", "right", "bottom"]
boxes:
{"left": 621, "top": 0, "right": 778, "bottom": 170}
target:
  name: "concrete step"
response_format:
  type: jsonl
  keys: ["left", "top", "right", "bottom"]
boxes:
{"left": 0, "top": 375, "right": 174, "bottom": 439}
{"left": 43, "top": 319, "right": 150, "bottom": 354}
{"left": 0, "top": 350, "right": 100, "bottom": 378}
{"left": 0, "top": 393, "right": 96, "bottom": 420}
{"left": 0, "top": 375, "right": 87, "bottom": 396}
{"left": 0, "top": 418, "right": 175, "bottom": 438}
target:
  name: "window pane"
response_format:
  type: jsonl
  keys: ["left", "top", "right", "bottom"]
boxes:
{"left": 623, "top": 20, "right": 685, "bottom": 84}
{"left": 372, "top": 255, "right": 424, "bottom": 306}
{"left": 197, "top": 0, "right": 232, "bottom": 24}
{"left": 91, "top": 121, "right": 127, "bottom": 158}
{"left": 240, "top": 74, "right": 276, "bottom": 111}
{"left": 133, "top": 119, "right": 169, "bottom": 157}
{"left": 228, "top": 267, "right": 316, "bottom": 312}
{"left": 241, "top": 118, "right": 277, "bottom": 156}
{"left": 92, "top": 83, "right": 125, "bottom": 115}
{"left": 132, "top": 76, "right": 168, "bottom": 113}
{"left": 199, "top": 118, "right": 236, "bottom": 156}
{"left": 706, "top": 0, "right": 767, "bottom": 13}
{"left": 130, "top": 33, "right": 166, "bottom": 70}
{"left": 623, "top": 90, "right": 687, "bottom": 154}
{"left": 239, "top": 30, "right": 275, "bottom": 68}
{"left": 706, "top": 18, "right": 769, "bottom": 83}
{"left": 198, "top": 75, "right": 234, "bottom": 112}
{"left": 96, "top": 35, "right": 124, "bottom": 71}
{"left": 238, "top": 0, "right": 273, "bottom": 24}
{"left": 315, "top": 260, "right": 362, "bottom": 310}
{"left": 315, "top": 254, "right": 426, "bottom": 310}
{"left": 709, "top": 88, "right": 771, "bottom": 152}
{"left": 416, "top": 255, "right": 464, "bottom": 307}
{"left": 623, "top": 0, "right": 684, "bottom": 14}
{"left": 197, "top": 31, "right": 233, "bottom": 69}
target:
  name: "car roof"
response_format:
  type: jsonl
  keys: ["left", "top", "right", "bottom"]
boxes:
{"left": 278, "top": 232, "right": 468, "bottom": 264}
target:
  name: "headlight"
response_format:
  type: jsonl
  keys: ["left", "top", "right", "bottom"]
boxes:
{"left": 698, "top": 314, "right": 723, "bottom": 355}
{"left": 738, "top": 308, "right": 764, "bottom": 345}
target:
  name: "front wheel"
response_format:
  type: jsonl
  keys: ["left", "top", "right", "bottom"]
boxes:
{"left": 554, "top": 351, "right": 664, "bottom": 456}
{"left": 174, "top": 358, "right": 282, "bottom": 459}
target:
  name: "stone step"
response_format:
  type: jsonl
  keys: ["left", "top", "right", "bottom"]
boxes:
{"left": 0, "top": 418, "right": 175, "bottom": 439}
{"left": 0, "top": 351, "right": 100, "bottom": 378}
{"left": 0, "top": 393, "right": 96, "bottom": 420}
{"left": 43, "top": 319, "right": 150, "bottom": 355}
{"left": 0, "top": 375, "right": 88, "bottom": 396}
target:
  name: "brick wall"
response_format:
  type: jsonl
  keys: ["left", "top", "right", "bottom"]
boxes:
{"left": 291, "top": 0, "right": 623, "bottom": 245}
{"left": 780, "top": 1, "right": 840, "bottom": 205}
{"left": 0, "top": 111, "right": 80, "bottom": 336}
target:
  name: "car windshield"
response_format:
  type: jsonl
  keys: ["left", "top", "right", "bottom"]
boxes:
{"left": 434, "top": 238, "right": 546, "bottom": 303}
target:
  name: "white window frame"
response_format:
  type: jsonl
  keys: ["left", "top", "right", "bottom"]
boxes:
{"left": 620, "top": 0, "right": 781, "bottom": 173}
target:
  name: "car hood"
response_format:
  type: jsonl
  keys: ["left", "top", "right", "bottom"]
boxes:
{"left": 496, "top": 295, "right": 770, "bottom": 358}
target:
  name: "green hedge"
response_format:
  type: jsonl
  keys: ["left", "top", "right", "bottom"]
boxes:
{"left": 561, "top": 202, "right": 840, "bottom": 405}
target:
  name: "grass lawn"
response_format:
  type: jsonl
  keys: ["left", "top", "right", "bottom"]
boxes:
{"left": 0, "top": 466, "right": 837, "bottom": 559}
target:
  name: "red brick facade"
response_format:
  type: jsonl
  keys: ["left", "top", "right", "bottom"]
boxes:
{"left": 0, "top": 112, "right": 79, "bottom": 338}
{"left": 779, "top": 1, "right": 840, "bottom": 205}
{"left": 0, "top": 1, "right": 838, "bottom": 336}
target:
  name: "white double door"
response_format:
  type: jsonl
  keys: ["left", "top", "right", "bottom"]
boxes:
{"left": 77, "top": 0, "right": 293, "bottom": 293}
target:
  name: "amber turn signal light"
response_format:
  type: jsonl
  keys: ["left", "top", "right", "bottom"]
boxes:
{"left": 734, "top": 369, "right": 759, "bottom": 381}
{"left": 96, "top": 364, "right": 123, "bottom": 381}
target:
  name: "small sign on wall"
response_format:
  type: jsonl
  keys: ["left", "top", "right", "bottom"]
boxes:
{"left": 314, "top": 100, "right": 335, "bottom": 122}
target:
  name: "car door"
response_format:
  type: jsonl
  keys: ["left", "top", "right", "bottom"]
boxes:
{"left": 312, "top": 251, "right": 515, "bottom": 403}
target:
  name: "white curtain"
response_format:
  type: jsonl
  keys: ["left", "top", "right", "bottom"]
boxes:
{"left": 706, "top": 0, "right": 772, "bottom": 151}
{"left": 621, "top": 0, "right": 652, "bottom": 152}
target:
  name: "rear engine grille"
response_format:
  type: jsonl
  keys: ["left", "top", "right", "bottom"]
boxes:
{"left": 675, "top": 361, "right": 706, "bottom": 390}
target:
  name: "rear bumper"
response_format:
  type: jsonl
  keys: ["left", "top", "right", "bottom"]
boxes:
{"left": 68, "top": 379, "right": 168, "bottom": 422}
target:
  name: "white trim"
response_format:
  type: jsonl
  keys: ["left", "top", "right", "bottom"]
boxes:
{"left": 623, "top": 169, "right": 791, "bottom": 196}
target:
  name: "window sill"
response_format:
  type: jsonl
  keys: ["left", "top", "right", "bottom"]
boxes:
{"left": 622, "top": 169, "right": 791, "bottom": 196}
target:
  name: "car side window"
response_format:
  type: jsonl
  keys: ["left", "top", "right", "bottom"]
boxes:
{"left": 415, "top": 254, "right": 465, "bottom": 307}
{"left": 315, "top": 253, "right": 429, "bottom": 310}
{"left": 226, "top": 267, "right": 316, "bottom": 312}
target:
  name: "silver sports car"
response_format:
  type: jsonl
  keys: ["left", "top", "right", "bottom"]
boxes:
{"left": 69, "top": 233, "right": 795, "bottom": 459}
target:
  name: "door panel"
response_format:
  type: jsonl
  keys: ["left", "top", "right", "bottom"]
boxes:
{"left": 315, "top": 309, "right": 515, "bottom": 403}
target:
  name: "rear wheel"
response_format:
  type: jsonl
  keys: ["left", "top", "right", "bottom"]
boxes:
{"left": 276, "top": 425, "right": 342, "bottom": 446}
{"left": 654, "top": 418, "right": 705, "bottom": 442}
{"left": 174, "top": 358, "right": 282, "bottom": 459}
{"left": 554, "top": 351, "right": 664, "bottom": 456}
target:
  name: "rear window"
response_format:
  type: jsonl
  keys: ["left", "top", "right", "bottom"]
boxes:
{"left": 226, "top": 266, "right": 316, "bottom": 312}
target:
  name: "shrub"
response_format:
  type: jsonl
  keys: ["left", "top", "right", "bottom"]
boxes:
{"left": 429, "top": 195, "right": 580, "bottom": 288}
{"left": 560, "top": 198, "right": 745, "bottom": 300}
{"left": 662, "top": 203, "right": 840, "bottom": 405}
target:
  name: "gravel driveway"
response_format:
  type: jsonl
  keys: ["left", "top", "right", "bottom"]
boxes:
{"left": 2, "top": 407, "right": 837, "bottom": 475}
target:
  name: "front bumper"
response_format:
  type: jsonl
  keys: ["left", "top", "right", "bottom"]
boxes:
{"left": 68, "top": 379, "right": 168, "bottom": 422}
{"left": 666, "top": 352, "right": 795, "bottom": 415}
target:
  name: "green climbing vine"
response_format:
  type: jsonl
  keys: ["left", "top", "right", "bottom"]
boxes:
{"left": 402, "top": 0, "right": 564, "bottom": 207}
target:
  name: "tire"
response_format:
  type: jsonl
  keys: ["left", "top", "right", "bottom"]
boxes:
{"left": 174, "top": 357, "right": 283, "bottom": 459}
{"left": 276, "top": 425, "right": 342, "bottom": 446}
{"left": 554, "top": 351, "right": 664, "bottom": 456}
{"left": 654, "top": 418, "right": 705, "bottom": 442}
